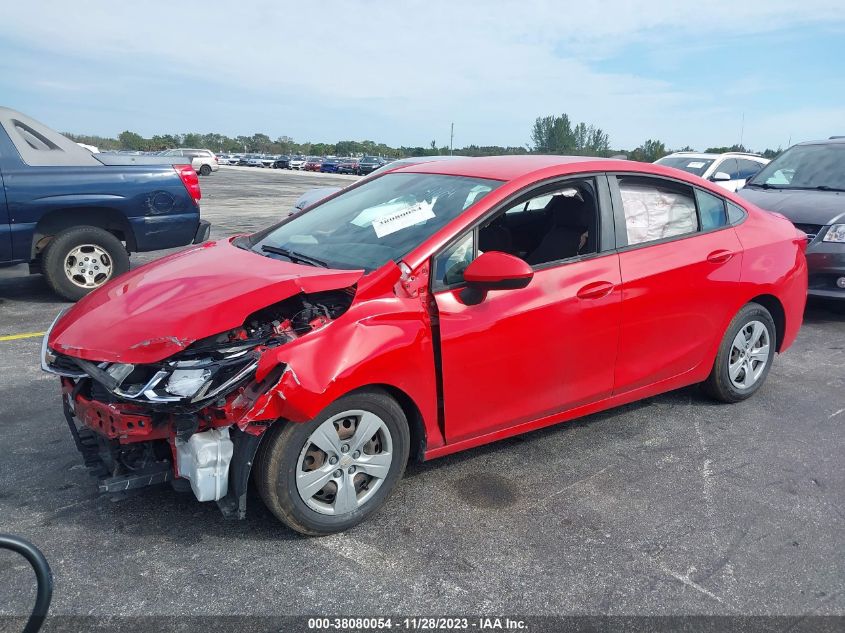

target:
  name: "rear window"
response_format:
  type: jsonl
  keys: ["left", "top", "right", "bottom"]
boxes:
{"left": 655, "top": 156, "right": 715, "bottom": 177}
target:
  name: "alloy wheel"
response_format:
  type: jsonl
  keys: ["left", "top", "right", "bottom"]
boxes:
{"left": 728, "top": 320, "right": 770, "bottom": 389}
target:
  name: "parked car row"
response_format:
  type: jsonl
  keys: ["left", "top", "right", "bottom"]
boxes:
{"left": 215, "top": 153, "right": 390, "bottom": 175}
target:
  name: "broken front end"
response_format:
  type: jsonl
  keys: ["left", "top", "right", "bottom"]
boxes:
{"left": 42, "top": 290, "right": 354, "bottom": 519}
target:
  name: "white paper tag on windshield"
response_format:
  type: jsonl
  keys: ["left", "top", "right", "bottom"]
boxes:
{"left": 371, "top": 200, "right": 436, "bottom": 238}
{"left": 687, "top": 161, "right": 705, "bottom": 168}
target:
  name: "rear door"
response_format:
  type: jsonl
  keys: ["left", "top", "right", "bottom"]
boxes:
{"left": 610, "top": 174, "right": 744, "bottom": 393}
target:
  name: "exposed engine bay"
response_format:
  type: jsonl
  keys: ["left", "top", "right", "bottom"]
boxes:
{"left": 43, "top": 289, "right": 354, "bottom": 517}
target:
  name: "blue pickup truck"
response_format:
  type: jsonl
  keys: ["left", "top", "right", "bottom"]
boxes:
{"left": 0, "top": 107, "right": 210, "bottom": 300}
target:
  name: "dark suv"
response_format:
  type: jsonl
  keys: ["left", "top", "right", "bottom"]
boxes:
{"left": 357, "top": 156, "right": 385, "bottom": 175}
{"left": 739, "top": 137, "right": 845, "bottom": 302}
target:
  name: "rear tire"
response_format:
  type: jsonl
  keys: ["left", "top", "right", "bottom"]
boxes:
{"left": 255, "top": 389, "right": 409, "bottom": 536}
{"left": 703, "top": 302, "right": 776, "bottom": 403}
{"left": 42, "top": 226, "right": 130, "bottom": 301}
{"left": 199, "top": 164, "right": 212, "bottom": 176}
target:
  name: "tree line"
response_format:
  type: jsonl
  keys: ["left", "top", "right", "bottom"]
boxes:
{"left": 64, "top": 112, "right": 782, "bottom": 161}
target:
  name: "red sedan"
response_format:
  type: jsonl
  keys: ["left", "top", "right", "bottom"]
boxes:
{"left": 42, "top": 156, "right": 807, "bottom": 535}
{"left": 303, "top": 157, "right": 323, "bottom": 172}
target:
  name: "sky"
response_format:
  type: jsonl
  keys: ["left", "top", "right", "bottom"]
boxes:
{"left": 1, "top": 1, "right": 844, "bottom": 152}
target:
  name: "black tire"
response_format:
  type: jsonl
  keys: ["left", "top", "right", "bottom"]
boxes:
{"left": 42, "top": 226, "right": 130, "bottom": 301}
{"left": 255, "top": 389, "right": 410, "bottom": 536}
{"left": 199, "top": 164, "right": 212, "bottom": 176}
{"left": 702, "top": 302, "right": 777, "bottom": 403}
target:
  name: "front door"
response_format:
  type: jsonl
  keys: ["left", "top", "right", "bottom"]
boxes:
{"left": 431, "top": 176, "right": 622, "bottom": 444}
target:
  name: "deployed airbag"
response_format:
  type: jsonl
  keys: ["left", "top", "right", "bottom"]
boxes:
{"left": 620, "top": 183, "right": 697, "bottom": 245}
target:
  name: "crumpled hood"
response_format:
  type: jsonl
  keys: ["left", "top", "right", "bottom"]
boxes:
{"left": 50, "top": 238, "right": 363, "bottom": 364}
{"left": 738, "top": 187, "right": 845, "bottom": 225}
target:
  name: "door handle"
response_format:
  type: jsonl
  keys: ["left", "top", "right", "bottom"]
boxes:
{"left": 576, "top": 281, "right": 615, "bottom": 300}
{"left": 706, "top": 250, "right": 734, "bottom": 264}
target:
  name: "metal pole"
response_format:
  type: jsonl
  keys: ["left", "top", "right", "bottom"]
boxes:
{"left": 450, "top": 122, "right": 454, "bottom": 156}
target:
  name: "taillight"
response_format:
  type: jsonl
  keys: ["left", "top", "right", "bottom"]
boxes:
{"left": 175, "top": 164, "right": 202, "bottom": 203}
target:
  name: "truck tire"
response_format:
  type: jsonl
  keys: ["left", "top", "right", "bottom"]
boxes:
{"left": 42, "top": 226, "right": 130, "bottom": 301}
{"left": 199, "top": 164, "right": 212, "bottom": 176}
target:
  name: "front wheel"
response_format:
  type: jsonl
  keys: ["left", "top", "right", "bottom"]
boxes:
{"left": 703, "top": 302, "right": 776, "bottom": 403}
{"left": 255, "top": 390, "right": 409, "bottom": 535}
{"left": 42, "top": 226, "right": 130, "bottom": 301}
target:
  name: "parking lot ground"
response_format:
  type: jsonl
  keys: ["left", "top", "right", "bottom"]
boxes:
{"left": 0, "top": 168, "right": 843, "bottom": 619}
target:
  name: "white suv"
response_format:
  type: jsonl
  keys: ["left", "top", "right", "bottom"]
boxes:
{"left": 655, "top": 152, "right": 769, "bottom": 192}
{"left": 161, "top": 148, "right": 219, "bottom": 176}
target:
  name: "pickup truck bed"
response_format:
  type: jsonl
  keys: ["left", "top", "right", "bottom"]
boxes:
{"left": 0, "top": 107, "right": 210, "bottom": 300}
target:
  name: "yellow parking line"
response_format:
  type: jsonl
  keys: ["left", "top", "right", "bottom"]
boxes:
{"left": 0, "top": 331, "right": 46, "bottom": 342}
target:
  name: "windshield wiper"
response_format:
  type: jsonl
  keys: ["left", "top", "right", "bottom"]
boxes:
{"left": 260, "top": 245, "right": 328, "bottom": 267}
{"left": 745, "top": 182, "right": 779, "bottom": 189}
{"left": 806, "top": 185, "right": 845, "bottom": 192}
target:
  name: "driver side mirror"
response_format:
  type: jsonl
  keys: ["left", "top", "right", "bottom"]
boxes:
{"left": 460, "top": 251, "right": 533, "bottom": 305}
{"left": 711, "top": 171, "right": 732, "bottom": 182}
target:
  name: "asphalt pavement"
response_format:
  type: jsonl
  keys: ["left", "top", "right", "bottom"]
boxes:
{"left": 0, "top": 167, "right": 843, "bottom": 623}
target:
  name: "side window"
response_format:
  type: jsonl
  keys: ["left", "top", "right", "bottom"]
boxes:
{"left": 433, "top": 233, "right": 475, "bottom": 288}
{"left": 714, "top": 158, "right": 740, "bottom": 180}
{"left": 12, "top": 121, "right": 61, "bottom": 152}
{"left": 695, "top": 189, "right": 727, "bottom": 230}
{"left": 727, "top": 202, "right": 747, "bottom": 224}
{"left": 482, "top": 179, "right": 599, "bottom": 267}
{"left": 432, "top": 178, "right": 600, "bottom": 287}
{"left": 737, "top": 159, "right": 764, "bottom": 180}
{"left": 618, "top": 176, "right": 698, "bottom": 246}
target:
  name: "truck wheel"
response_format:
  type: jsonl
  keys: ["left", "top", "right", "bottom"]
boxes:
{"left": 42, "top": 226, "right": 130, "bottom": 301}
{"left": 199, "top": 164, "right": 212, "bottom": 176}
{"left": 255, "top": 389, "right": 410, "bottom": 536}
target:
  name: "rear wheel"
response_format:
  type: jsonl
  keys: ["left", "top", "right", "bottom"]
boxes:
{"left": 256, "top": 390, "right": 409, "bottom": 535}
{"left": 42, "top": 226, "right": 130, "bottom": 301}
{"left": 199, "top": 164, "right": 212, "bottom": 176}
{"left": 703, "top": 302, "right": 776, "bottom": 402}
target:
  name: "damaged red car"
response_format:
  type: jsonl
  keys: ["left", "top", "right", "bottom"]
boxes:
{"left": 42, "top": 156, "right": 808, "bottom": 535}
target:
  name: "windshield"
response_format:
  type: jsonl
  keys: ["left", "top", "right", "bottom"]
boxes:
{"left": 748, "top": 143, "right": 845, "bottom": 190}
{"left": 655, "top": 156, "right": 715, "bottom": 177}
{"left": 253, "top": 173, "right": 501, "bottom": 271}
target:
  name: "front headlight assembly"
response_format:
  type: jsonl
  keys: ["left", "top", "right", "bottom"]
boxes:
{"left": 54, "top": 330, "right": 263, "bottom": 410}
{"left": 822, "top": 224, "right": 845, "bottom": 243}
{"left": 105, "top": 351, "right": 258, "bottom": 406}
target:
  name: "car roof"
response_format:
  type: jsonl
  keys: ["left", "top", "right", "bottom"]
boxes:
{"left": 662, "top": 151, "right": 765, "bottom": 160}
{"left": 795, "top": 136, "right": 845, "bottom": 146}
{"left": 394, "top": 154, "right": 620, "bottom": 181}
